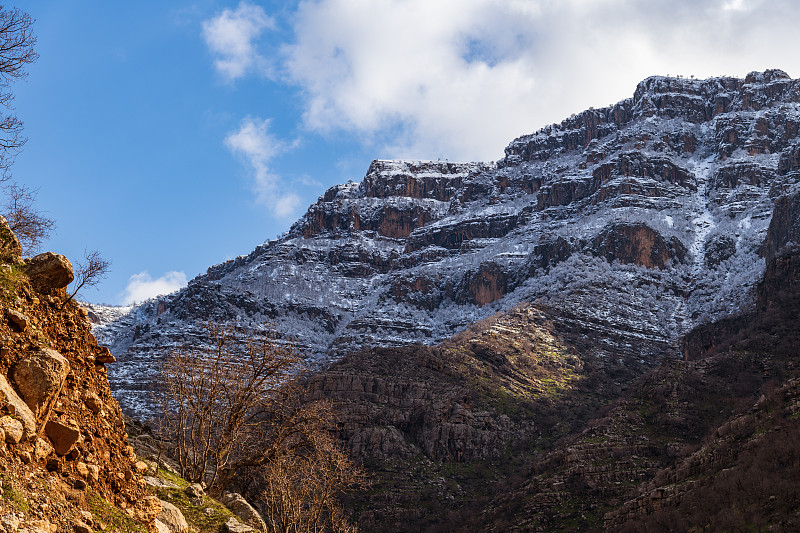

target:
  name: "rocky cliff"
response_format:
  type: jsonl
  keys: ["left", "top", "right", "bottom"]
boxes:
{"left": 94, "top": 70, "right": 799, "bottom": 420}
{"left": 0, "top": 218, "right": 160, "bottom": 533}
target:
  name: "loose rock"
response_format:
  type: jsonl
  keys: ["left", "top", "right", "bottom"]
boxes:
{"left": 133, "top": 495, "right": 162, "bottom": 523}
{"left": 34, "top": 437, "right": 53, "bottom": 460}
{"left": 6, "top": 309, "right": 29, "bottom": 331}
{"left": 24, "top": 252, "right": 74, "bottom": 293}
{"left": 82, "top": 392, "right": 103, "bottom": 414}
{"left": 1, "top": 514, "right": 20, "bottom": 532}
{"left": 158, "top": 500, "right": 188, "bottom": 533}
{"left": 95, "top": 347, "right": 115, "bottom": 364}
{"left": 184, "top": 483, "right": 204, "bottom": 498}
{"left": 44, "top": 419, "right": 80, "bottom": 456}
{"left": 0, "top": 416, "right": 23, "bottom": 443}
{"left": 224, "top": 518, "right": 254, "bottom": 533}
{"left": 143, "top": 476, "right": 178, "bottom": 489}
{"left": 0, "top": 375, "right": 35, "bottom": 440}
{"left": 73, "top": 520, "right": 92, "bottom": 533}
{"left": 11, "top": 348, "right": 71, "bottom": 427}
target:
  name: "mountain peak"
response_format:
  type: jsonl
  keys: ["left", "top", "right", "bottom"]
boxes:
{"left": 95, "top": 70, "right": 800, "bottom": 419}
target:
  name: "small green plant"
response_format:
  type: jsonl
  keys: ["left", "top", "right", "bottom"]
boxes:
{"left": 148, "top": 470, "right": 234, "bottom": 533}
{"left": 87, "top": 492, "right": 148, "bottom": 533}
{"left": 0, "top": 473, "right": 29, "bottom": 513}
{"left": 0, "top": 264, "right": 25, "bottom": 301}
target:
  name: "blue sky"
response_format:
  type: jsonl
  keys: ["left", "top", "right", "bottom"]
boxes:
{"left": 7, "top": 0, "right": 800, "bottom": 304}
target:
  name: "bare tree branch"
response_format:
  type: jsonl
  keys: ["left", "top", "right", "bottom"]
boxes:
{"left": 62, "top": 249, "right": 110, "bottom": 307}
{"left": 0, "top": 7, "right": 37, "bottom": 179}
{"left": 1, "top": 182, "right": 54, "bottom": 254}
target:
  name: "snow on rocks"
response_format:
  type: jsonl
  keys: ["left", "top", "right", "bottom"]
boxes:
{"left": 93, "top": 71, "right": 799, "bottom": 418}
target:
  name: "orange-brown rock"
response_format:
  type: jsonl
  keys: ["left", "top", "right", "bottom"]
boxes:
{"left": 24, "top": 252, "right": 74, "bottom": 294}
{"left": 589, "top": 223, "right": 686, "bottom": 269}
{"left": 0, "top": 373, "right": 36, "bottom": 439}
{"left": 11, "top": 347, "right": 70, "bottom": 428}
{"left": 45, "top": 418, "right": 80, "bottom": 456}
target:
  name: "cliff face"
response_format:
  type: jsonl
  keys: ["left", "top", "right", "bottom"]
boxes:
{"left": 95, "top": 70, "right": 800, "bottom": 418}
{"left": 0, "top": 219, "right": 156, "bottom": 533}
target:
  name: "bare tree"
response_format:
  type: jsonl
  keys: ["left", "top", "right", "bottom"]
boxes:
{"left": 160, "top": 323, "right": 303, "bottom": 487}
{"left": 62, "top": 250, "right": 110, "bottom": 307}
{"left": 258, "top": 403, "right": 366, "bottom": 533}
{"left": 2, "top": 182, "right": 54, "bottom": 254}
{"left": 0, "top": 7, "right": 37, "bottom": 178}
{"left": 158, "top": 323, "right": 366, "bottom": 531}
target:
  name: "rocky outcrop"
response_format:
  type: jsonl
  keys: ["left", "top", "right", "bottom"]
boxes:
{"left": 0, "top": 223, "right": 150, "bottom": 533}
{"left": 589, "top": 223, "right": 687, "bottom": 269}
{"left": 0, "top": 216, "right": 21, "bottom": 263}
{"left": 763, "top": 188, "right": 800, "bottom": 261}
{"left": 24, "top": 252, "right": 74, "bottom": 294}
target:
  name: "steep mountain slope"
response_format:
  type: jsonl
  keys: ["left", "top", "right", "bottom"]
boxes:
{"left": 303, "top": 161, "right": 800, "bottom": 532}
{"left": 468, "top": 183, "right": 800, "bottom": 532}
{"left": 0, "top": 219, "right": 158, "bottom": 533}
{"left": 95, "top": 69, "right": 800, "bottom": 417}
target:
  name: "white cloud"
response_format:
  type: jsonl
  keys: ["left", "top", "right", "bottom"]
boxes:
{"left": 202, "top": 1, "right": 274, "bottom": 81}
{"left": 120, "top": 271, "right": 187, "bottom": 305}
{"left": 224, "top": 116, "right": 300, "bottom": 218}
{"left": 279, "top": 0, "right": 800, "bottom": 162}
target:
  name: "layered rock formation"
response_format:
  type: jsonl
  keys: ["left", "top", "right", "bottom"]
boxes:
{"left": 459, "top": 187, "right": 800, "bottom": 532}
{"left": 94, "top": 70, "right": 798, "bottom": 421}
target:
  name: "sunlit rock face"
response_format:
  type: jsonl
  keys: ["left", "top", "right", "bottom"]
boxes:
{"left": 92, "top": 70, "right": 800, "bottom": 418}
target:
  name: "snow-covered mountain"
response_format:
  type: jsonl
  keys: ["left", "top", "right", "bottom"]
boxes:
{"left": 93, "top": 69, "right": 800, "bottom": 418}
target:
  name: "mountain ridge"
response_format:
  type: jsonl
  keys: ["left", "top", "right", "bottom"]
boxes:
{"left": 93, "top": 69, "right": 800, "bottom": 419}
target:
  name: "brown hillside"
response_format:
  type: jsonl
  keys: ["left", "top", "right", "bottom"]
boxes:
{"left": 0, "top": 217, "right": 156, "bottom": 533}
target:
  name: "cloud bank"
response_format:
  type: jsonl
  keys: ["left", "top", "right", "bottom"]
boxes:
{"left": 203, "top": 0, "right": 800, "bottom": 179}
{"left": 120, "top": 271, "right": 188, "bottom": 305}
{"left": 281, "top": 0, "right": 800, "bottom": 161}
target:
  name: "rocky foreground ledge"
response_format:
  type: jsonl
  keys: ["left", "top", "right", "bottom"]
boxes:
{"left": 0, "top": 217, "right": 267, "bottom": 533}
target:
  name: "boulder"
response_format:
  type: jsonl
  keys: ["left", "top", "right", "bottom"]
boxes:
{"left": 0, "top": 215, "right": 22, "bottom": 262}
{"left": 184, "top": 483, "right": 204, "bottom": 498}
{"left": 133, "top": 495, "right": 162, "bottom": 524}
{"left": 6, "top": 309, "right": 28, "bottom": 331}
{"left": 44, "top": 419, "right": 80, "bottom": 456}
{"left": 224, "top": 518, "right": 254, "bottom": 533}
{"left": 0, "top": 374, "right": 36, "bottom": 440}
{"left": 153, "top": 520, "right": 171, "bottom": 533}
{"left": 24, "top": 252, "right": 74, "bottom": 293}
{"left": 0, "top": 416, "right": 23, "bottom": 443}
{"left": 34, "top": 437, "right": 53, "bottom": 460}
{"left": 220, "top": 493, "right": 267, "bottom": 532}
{"left": 158, "top": 500, "right": 188, "bottom": 533}
{"left": 11, "top": 348, "right": 70, "bottom": 427}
